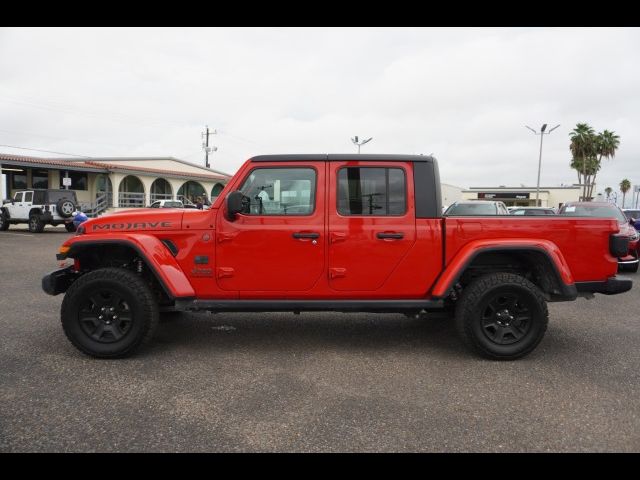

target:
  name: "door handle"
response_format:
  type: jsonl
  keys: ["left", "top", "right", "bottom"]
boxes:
{"left": 330, "top": 232, "right": 347, "bottom": 243}
{"left": 292, "top": 232, "right": 320, "bottom": 239}
{"left": 217, "top": 232, "right": 237, "bottom": 243}
{"left": 376, "top": 232, "right": 404, "bottom": 240}
{"left": 330, "top": 268, "right": 346, "bottom": 279}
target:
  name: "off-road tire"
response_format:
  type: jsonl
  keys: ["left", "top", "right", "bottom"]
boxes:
{"left": 65, "top": 223, "right": 77, "bottom": 233}
{"left": 28, "top": 214, "right": 45, "bottom": 233}
{"left": 455, "top": 272, "right": 548, "bottom": 360}
{"left": 56, "top": 198, "right": 76, "bottom": 218}
{"left": 0, "top": 212, "right": 9, "bottom": 231}
{"left": 61, "top": 268, "right": 159, "bottom": 358}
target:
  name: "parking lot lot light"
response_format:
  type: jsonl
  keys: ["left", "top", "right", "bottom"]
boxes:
{"left": 526, "top": 124, "right": 560, "bottom": 206}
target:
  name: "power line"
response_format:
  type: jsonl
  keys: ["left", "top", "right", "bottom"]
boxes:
{"left": 0, "top": 127, "right": 137, "bottom": 149}
{"left": 0, "top": 144, "right": 91, "bottom": 158}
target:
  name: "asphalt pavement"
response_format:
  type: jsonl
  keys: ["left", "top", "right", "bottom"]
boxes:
{"left": 1, "top": 226, "right": 638, "bottom": 452}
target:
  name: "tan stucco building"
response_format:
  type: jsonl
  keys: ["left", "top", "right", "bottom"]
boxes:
{"left": 1, "top": 153, "right": 232, "bottom": 215}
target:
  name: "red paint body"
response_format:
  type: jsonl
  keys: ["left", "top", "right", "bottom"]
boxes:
{"left": 59, "top": 158, "right": 623, "bottom": 301}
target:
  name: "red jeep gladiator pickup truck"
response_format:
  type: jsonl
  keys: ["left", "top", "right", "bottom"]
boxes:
{"left": 43, "top": 154, "right": 632, "bottom": 360}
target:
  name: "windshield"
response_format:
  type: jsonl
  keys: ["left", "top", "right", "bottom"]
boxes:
{"left": 560, "top": 204, "right": 627, "bottom": 223}
{"left": 445, "top": 203, "right": 497, "bottom": 215}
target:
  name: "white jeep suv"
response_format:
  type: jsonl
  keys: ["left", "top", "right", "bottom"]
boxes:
{"left": 1, "top": 189, "right": 78, "bottom": 233}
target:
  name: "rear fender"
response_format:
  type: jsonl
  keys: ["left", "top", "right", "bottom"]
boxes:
{"left": 431, "top": 239, "right": 574, "bottom": 298}
{"left": 60, "top": 233, "right": 195, "bottom": 299}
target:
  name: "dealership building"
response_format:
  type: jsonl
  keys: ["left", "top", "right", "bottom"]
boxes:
{"left": 0, "top": 153, "right": 231, "bottom": 216}
{"left": 461, "top": 185, "right": 583, "bottom": 209}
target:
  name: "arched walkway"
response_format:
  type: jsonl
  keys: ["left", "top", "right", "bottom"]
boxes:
{"left": 177, "top": 181, "right": 206, "bottom": 205}
{"left": 118, "top": 175, "right": 145, "bottom": 207}
{"left": 151, "top": 178, "right": 173, "bottom": 202}
{"left": 211, "top": 182, "right": 225, "bottom": 200}
{"left": 95, "top": 174, "right": 113, "bottom": 206}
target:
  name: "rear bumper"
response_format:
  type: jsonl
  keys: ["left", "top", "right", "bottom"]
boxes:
{"left": 41, "top": 266, "right": 76, "bottom": 296}
{"left": 575, "top": 276, "right": 633, "bottom": 296}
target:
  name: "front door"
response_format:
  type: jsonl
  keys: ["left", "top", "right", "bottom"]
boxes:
{"left": 328, "top": 161, "right": 416, "bottom": 291}
{"left": 12, "top": 192, "right": 27, "bottom": 219}
{"left": 216, "top": 163, "right": 326, "bottom": 293}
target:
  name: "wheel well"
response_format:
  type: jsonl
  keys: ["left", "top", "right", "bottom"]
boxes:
{"left": 29, "top": 208, "right": 43, "bottom": 217}
{"left": 456, "top": 250, "right": 565, "bottom": 299}
{"left": 71, "top": 244, "right": 173, "bottom": 306}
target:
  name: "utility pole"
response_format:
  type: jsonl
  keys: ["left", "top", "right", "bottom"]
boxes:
{"left": 202, "top": 126, "right": 217, "bottom": 169}
{"left": 525, "top": 124, "right": 560, "bottom": 206}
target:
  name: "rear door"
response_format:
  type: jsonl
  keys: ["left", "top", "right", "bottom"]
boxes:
{"left": 215, "top": 162, "right": 326, "bottom": 292}
{"left": 327, "top": 161, "right": 416, "bottom": 291}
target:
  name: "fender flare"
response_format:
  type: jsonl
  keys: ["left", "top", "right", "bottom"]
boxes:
{"left": 430, "top": 239, "right": 576, "bottom": 299}
{"left": 61, "top": 234, "right": 195, "bottom": 300}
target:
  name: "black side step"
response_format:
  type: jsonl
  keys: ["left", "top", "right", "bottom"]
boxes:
{"left": 171, "top": 299, "right": 444, "bottom": 313}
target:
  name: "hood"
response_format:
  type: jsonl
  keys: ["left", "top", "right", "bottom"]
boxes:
{"left": 81, "top": 209, "right": 184, "bottom": 234}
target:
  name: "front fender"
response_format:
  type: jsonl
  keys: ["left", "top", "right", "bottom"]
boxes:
{"left": 59, "top": 234, "right": 196, "bottom": 299}
{"left": 430, "top": 238, "right": 574, "bottom": 298}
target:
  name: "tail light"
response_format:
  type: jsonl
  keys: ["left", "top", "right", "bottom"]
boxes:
{"left": 610, "top": 234, "right": 629, "bottom": 257}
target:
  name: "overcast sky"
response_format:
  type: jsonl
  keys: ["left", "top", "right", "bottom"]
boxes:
{"left": 1, "top": 27, "right": 639, "bottom": 196}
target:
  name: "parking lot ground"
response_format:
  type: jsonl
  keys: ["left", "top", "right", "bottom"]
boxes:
{"left": 1, "top": 226, "right": 639, "bottom": 452}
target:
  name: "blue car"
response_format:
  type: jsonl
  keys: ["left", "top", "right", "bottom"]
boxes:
{"left": 623, "top": 209, "right": 640, "bottom": 231}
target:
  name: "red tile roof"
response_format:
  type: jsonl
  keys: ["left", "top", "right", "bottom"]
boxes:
{"left": 0, "top": 153, "right": 229, "bottom": 181}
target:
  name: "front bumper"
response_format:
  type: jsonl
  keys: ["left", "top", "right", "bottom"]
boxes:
{"left": 575, "top": 275, "right": 633, "bottom": 296}
{"left": 41, "top": 266, "right": 76, "bottom": 296}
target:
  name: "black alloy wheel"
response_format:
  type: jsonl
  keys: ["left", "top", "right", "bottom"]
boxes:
{"left": 480, "top": 292, "right": 533, "bottom": 345}
{"left": 61, "top": 268, "right": 159, "bottom": 358}
{"left": 455, "top": 272, "right": 548, "bottom": 360}
{"left": 78, "top": 289, "right": 134, "bottom": 343}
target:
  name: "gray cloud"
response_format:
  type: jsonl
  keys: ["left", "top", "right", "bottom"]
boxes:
{"left": 1, "top": 27, "right": 638, "bottom": 197}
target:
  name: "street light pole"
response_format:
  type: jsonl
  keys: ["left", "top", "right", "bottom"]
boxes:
{"left": 525, "top": 124, "right": 560, "bottom": 206}
{"left": 351, "top": 135, "right": 372, "bottom": 154}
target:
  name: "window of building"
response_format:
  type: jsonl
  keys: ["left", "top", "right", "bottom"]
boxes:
{"left": 238, "top": 168, "right": 316, "bottom": 216}
{"left": 11, "top": 173, "right": 27, "bottom": 190}
{"left": 337, "top": 167, "right": 406, "bottom": 216}
{"left": 59, "top": 172, "right": 88, "bottom": 190}
{"left": 32, "top": 170, "right": 49, "bottom": 189}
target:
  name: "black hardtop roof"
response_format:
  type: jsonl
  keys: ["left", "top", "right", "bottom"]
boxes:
{"left": 249, "top": 154, "right": 436, "bottom": 163}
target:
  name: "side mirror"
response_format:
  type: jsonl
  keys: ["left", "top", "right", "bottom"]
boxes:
{"left": 226, "top": 191, "right": 246, "bottom": 221}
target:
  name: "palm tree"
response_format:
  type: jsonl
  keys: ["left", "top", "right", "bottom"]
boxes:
{"left": 605, "top": 187, "right": 613, "bottom": 200}
{"left": 620, "top": 179, "right": 631, "bottom": 208}
{"left": 587, "top": 130, "right": 620, "bottom": 199}
{"left": 569, "top": 123, "right": 596, "bottom": 200}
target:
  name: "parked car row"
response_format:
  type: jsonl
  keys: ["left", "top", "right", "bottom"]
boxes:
{"left": 148, "top": 199, "right": 209, "bottom": 210}
{"left": 443, "top": 200, "right": 639, "bottom": 273}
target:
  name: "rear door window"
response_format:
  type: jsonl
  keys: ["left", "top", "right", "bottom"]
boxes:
{"left": 337, "top": 167, "right": 406, "bottom": 216}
